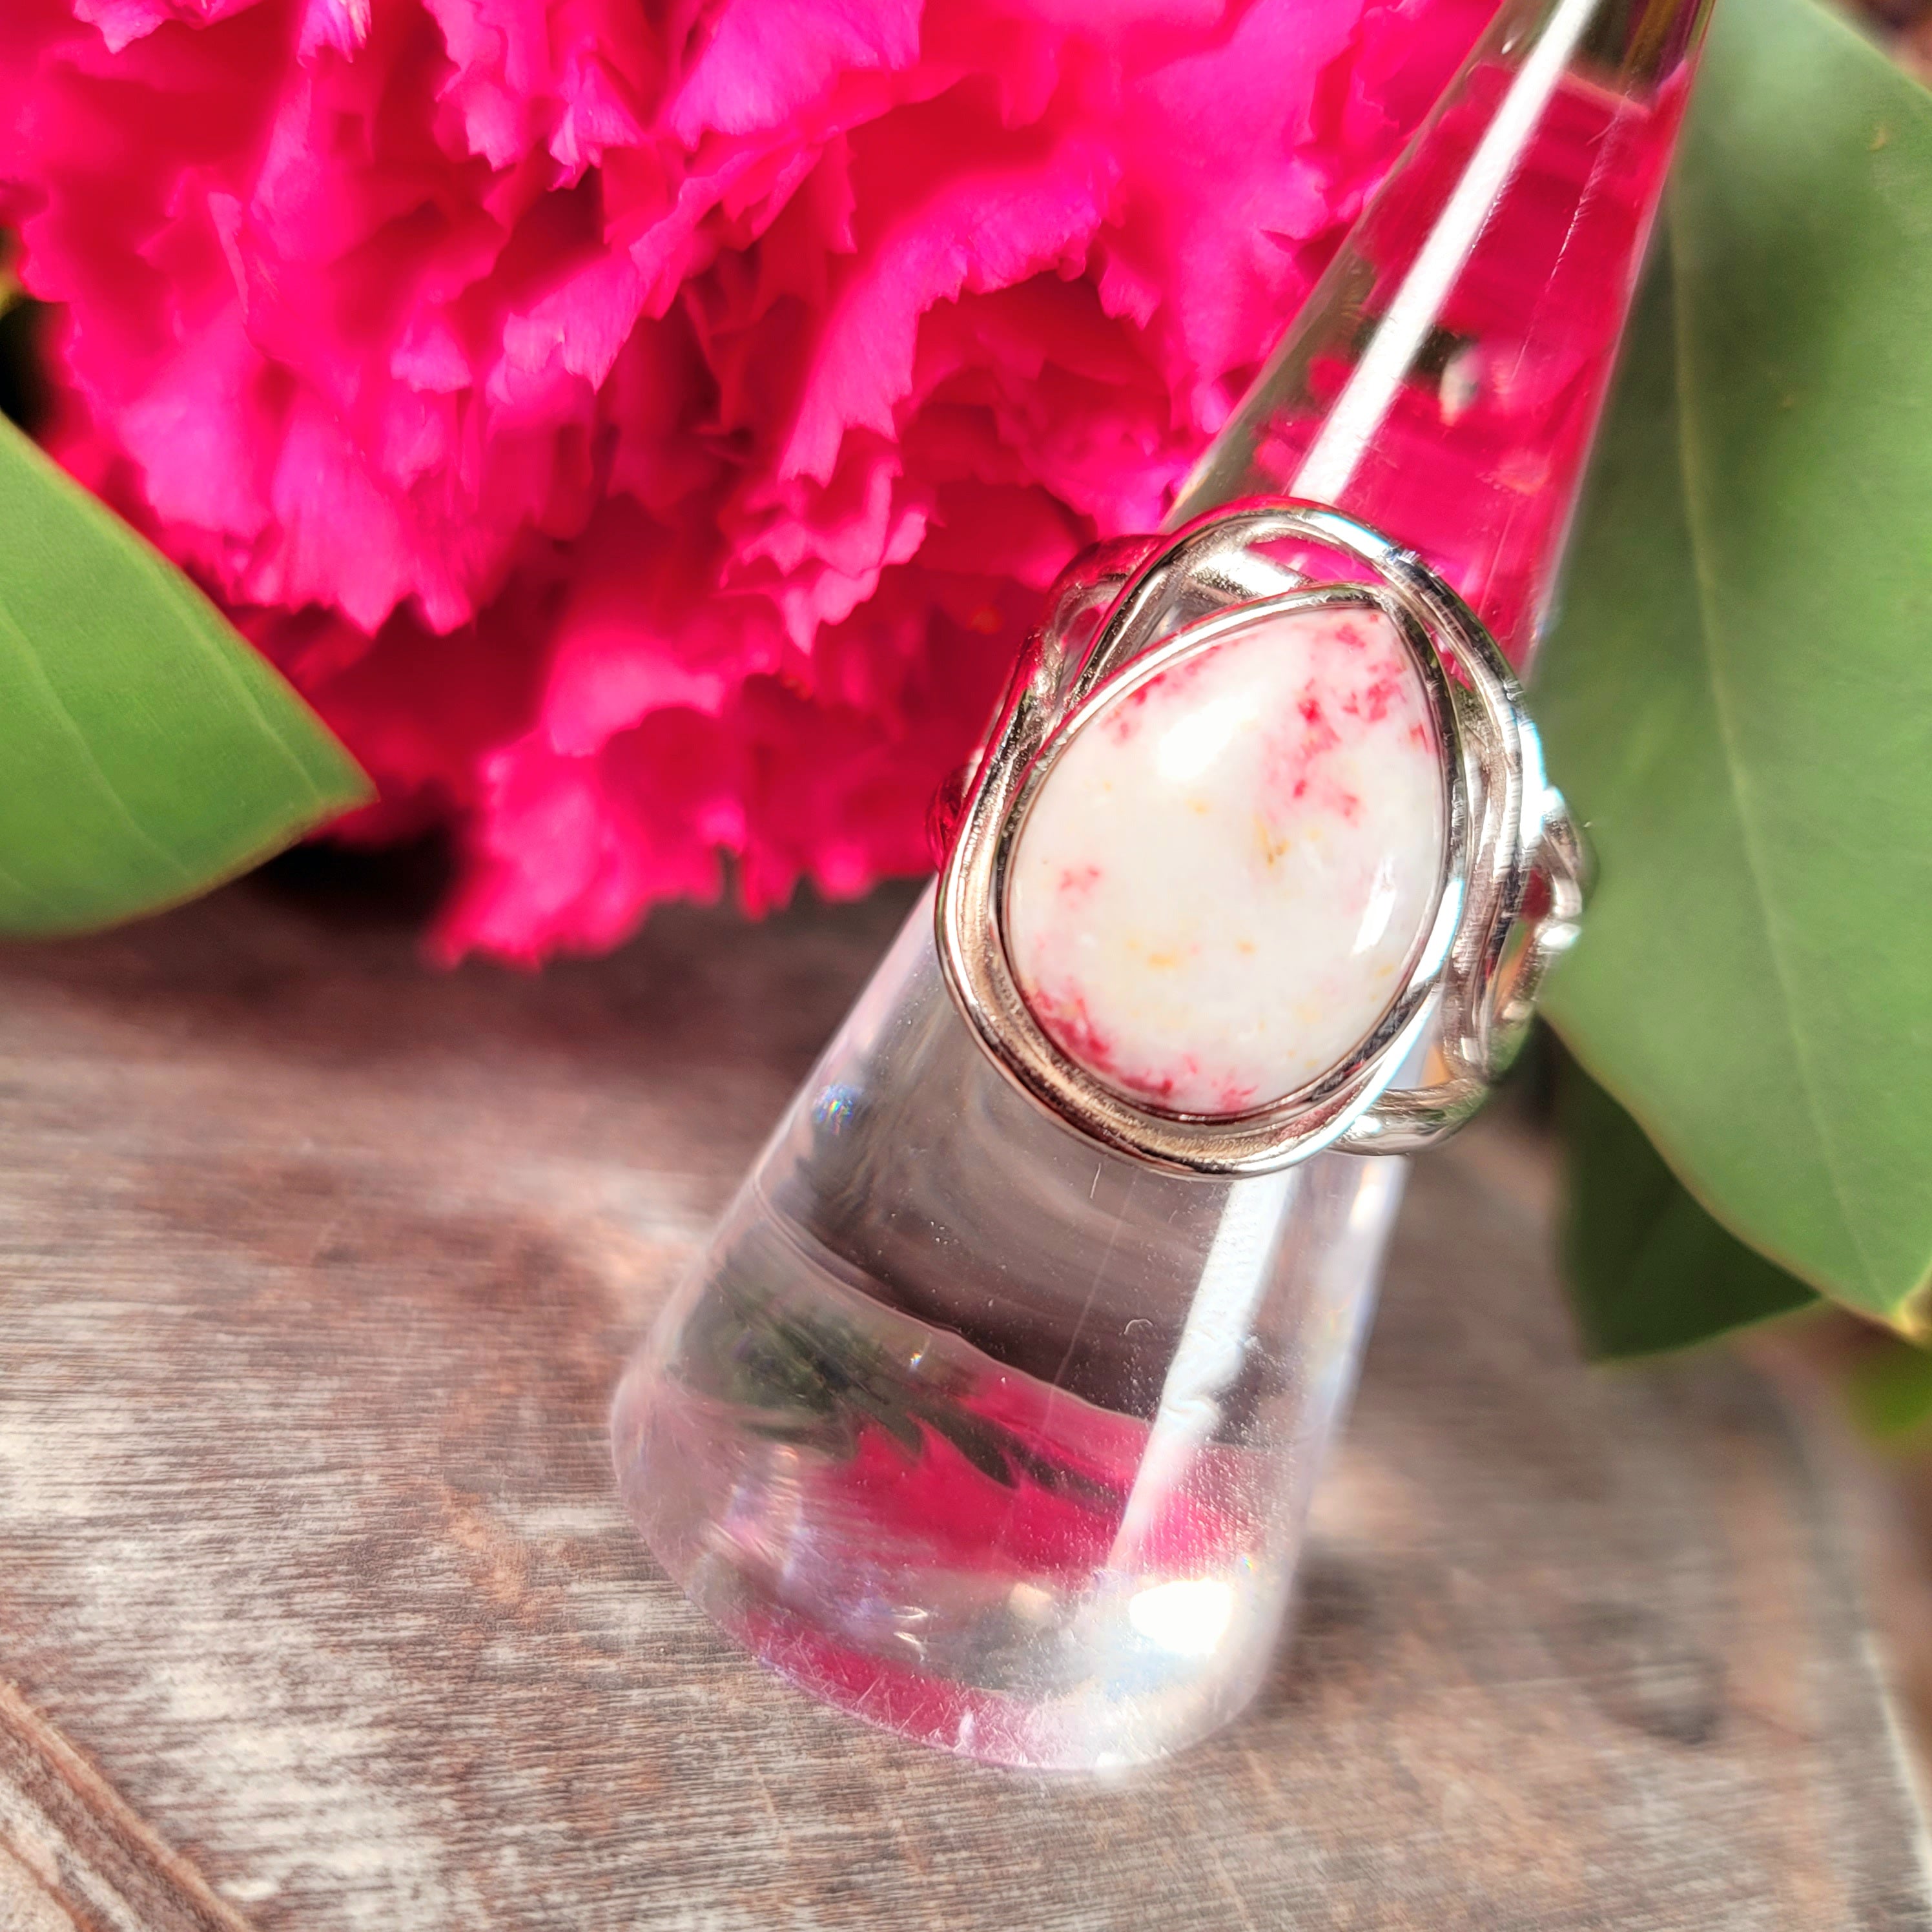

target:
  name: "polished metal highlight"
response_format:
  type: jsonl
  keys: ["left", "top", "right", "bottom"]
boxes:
{"left": 934, "top": 500, "right": 1585, "bottom": 1177}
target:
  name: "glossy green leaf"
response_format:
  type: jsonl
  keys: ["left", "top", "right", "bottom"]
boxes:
{"left": 1559, "top": 1060, "right": 1817, "bottom": 1359}
{"left": 1537, "top": 0, "right": 1932, "bottom": 1331}
{"left": 0, "top": 413, "right": 370, "bottom": 936}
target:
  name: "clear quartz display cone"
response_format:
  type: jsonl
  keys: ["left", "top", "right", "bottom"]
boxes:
{"left": 615, "top": 899, "right": 1403, "bottom": 1767}
{"left": 613, "top": 0, "right": 1712, "bottom": 1771}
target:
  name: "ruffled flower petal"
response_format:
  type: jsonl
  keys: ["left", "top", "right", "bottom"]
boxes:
{"left": 1, "top": 0, "right": 1494, "bottom": 959}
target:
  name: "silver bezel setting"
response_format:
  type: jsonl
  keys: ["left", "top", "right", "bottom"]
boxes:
{"left": 934, "top": 499, "right": 1585, "bottom": 1177}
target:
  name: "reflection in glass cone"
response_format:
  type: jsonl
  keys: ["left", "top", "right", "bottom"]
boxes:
{"left": 613, "top": 899, "right": 1401, "bottom": 1768}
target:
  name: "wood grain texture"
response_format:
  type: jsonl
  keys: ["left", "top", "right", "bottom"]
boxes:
{"left": 0, "top": 1679, "right": 251, "bottom": 1932}
{"left": 0, "top": 867, "right": 1927, "bottom": 1931}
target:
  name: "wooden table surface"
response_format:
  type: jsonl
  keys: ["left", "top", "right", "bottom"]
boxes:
{"left": 0, "top": 864, "right": 1927, "bottom": 1931}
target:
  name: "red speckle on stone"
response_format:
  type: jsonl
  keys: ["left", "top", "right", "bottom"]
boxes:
{"left": 1341, "top": 663, "right": 1404, "bottom": 724}
{"left": 1248, "top": 618, "right": 1436, "bottom": 838}
{"left": 1264, "top": 672, "right": 1353, "bottom": 819}
{"left": 1297, "top": 690, "right": 1342, "bottom": 757}
{"left": 1057, "top": 863, "right": 1103, "bottom": 900}
{"left": 1027, "top": 983, "right": 1120, "bottom": 1077}
{"left": 1027, "top": 979, "right": 1199, "bottom": 1106}
{"left": 1103, "top": 652, "right": 1213, "bottom": 745}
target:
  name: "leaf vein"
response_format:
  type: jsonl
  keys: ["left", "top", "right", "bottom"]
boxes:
{"left": 1667, "top": 196, "right": 1884, "bottom": 1302}
{"left": 135, "top": 550, "right": 343, "bottom": 810}
{"left": 0, "top": 590, "right": 199, "bottom": 887}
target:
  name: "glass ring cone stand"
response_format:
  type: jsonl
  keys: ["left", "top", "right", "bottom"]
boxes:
{"left": 613, "top": 0, "right": 1712, "bottom": 1771}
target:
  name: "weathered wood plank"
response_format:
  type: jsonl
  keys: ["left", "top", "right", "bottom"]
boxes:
{"left": 0, "top": 1680, "right": 250, "bottom": 1932}
{"left": 0, "top": 870, "right": 1926, "bottom": 1931}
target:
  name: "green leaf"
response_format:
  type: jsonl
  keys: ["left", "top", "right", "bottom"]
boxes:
{"left": 0, "top": 412, "right": 370, "bottom": 936}
{"left": 1536, "top": 0, "right": 1932, "bottom": 1331}
{"left": 1845, "top": 1336, "right": 1932, "bottom": 1441}
{"left": 1559, "top": 1058, "right": 1818, "bottom": 1359}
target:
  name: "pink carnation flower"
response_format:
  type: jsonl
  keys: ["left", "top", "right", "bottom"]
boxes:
{"left": 0, "top": 0, "right": 1490, "bottom": 960}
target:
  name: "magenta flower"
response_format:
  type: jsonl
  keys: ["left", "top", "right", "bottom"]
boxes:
{"left": 0, "top": 0, "right": 1490, "bottom": 960}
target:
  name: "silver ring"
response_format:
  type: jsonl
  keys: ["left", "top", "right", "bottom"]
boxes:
{"left": 934, "top": 499, "right": 1585, "bottom": 1177}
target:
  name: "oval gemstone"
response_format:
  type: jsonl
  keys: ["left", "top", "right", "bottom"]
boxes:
{"left": 1005, "top": 603, "right": 1445, "bottom": 1117}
